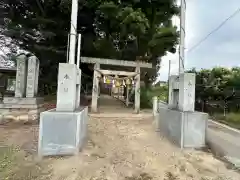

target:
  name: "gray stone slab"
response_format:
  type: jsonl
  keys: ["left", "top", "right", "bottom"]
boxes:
{"left": 0, "top": 103, "right": 43, "bottom": 109}
{"left": 3, "top": 97, "right": 44, "bottom": 105}
{"left": 158, "top": 108, "right": 208, "bottom": 148}
{"left": 38, "top": 106, "right": 88, "bottom": 157}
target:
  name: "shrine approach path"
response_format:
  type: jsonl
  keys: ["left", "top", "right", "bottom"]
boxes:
{"left": 0, "top": 95, "right": 240, "bottom": 180}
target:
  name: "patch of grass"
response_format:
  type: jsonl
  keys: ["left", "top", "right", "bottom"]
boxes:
{"left": 164, "top": 172, "right": 179, "bottom": 180}
{"left": 125, "top": 173, "right": 153, "bottom": 180}
{"left": 212, "top": 113, "right": 240, "bottom": 130}
{"left": 0, "top": 146, "right": 52, "bottom": 180}
{"left": 0, "top": 146, "right": 17, "bottom": 175}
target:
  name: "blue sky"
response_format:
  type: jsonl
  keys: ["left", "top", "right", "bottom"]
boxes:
{"left": 159, "top": 0, "right": 240, "bottom": 81}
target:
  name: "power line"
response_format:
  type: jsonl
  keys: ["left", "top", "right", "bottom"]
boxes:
{"left": 187, "top": 8, "right": 240, "bottom": 54}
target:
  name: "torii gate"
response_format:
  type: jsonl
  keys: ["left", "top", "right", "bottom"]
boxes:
{"left": 80, "top": 57, "right": 153, "bottom": 113}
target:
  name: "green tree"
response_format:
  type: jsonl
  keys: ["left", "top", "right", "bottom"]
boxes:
{"left": 1, "top": 0, "right": 179, "bottom": 93}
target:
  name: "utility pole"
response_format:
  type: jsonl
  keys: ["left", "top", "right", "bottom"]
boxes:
{"left": 168, "top": 60, "right": 171, "bottom": 80}
{"left": 68, "top": 0, "right": 78, "bottom": 64}
{"left": 167, "top": 60, "right": 171, "bottom": 104}
{"left": 179, "top": 0, "right": 186, "bottom": 74}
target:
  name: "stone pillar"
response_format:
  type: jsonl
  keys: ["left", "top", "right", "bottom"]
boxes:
{"left": 34, "top": 58, "right": 40, "bottom": 95}
{"left": 134, "top": 66, "right": 140, "bottom": 113}
{"left": 15, "top": 54, "right": 28, "bottom": 98}
{"left": 56, "top": 63, "right": 78, "bottom": 112}
{"left": 178, "top": 73, "right": 196, "bottom": 112}
{"left": 91, "top": 63, "right": 100, "bottom": 113}
{"left": 26, "top": 56, "right": 39, "bottom": 98}
{"left": 126, "top": 85, "right": 129, "bottom": 106}
{"left": 152, "top": 96, "right": 158, "bottom": 116}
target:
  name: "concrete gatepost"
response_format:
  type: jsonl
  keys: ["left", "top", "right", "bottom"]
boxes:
{"left": 38, "top": 35, "right": 88, "bottom": 157}
{"left": 37, "top": 0, "right": 88, "bottom": 157}
{"left": 134, "top": 66, "right": 140, "bottom": 113}
{"left": 38, "top": 63, "right": 88, "bottom": 157}
{"left": 158, "top": 73, "right": 208, "bottom": 149}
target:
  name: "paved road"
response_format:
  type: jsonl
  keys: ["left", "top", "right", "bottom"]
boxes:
{"left": 207, "top": 120, "right": 240, "bottom": 161}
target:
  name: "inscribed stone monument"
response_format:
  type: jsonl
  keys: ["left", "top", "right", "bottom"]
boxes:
{"left": 26, "top": 55, "right": 40, "bottom": 98}
{"left": 15, "top": 54, "right": 28, "bottom": 98}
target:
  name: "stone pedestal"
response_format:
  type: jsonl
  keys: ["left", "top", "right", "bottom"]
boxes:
{"left": 158, "top": 107, "right": 208, "bottom": 148}
{"left": 0, "top": 97, "right": 45, "bottom": 123}
{"left": 38, "top": 107, "right": 88, "bottom": 157}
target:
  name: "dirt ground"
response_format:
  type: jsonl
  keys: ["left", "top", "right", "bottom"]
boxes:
{"left": 0, "top": 115, "right": 240, "bottom": 180}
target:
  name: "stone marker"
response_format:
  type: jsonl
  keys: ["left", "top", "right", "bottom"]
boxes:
{"left": 26, "top": 56, "right": 40, "bottom": 98}
{"left": 56, "top": 63, "right": 78, "bottom": 112}
{"left": 15, "top": 54, "right": 28, "bottom": 98}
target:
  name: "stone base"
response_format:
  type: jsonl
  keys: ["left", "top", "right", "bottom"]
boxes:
{"left": 158, "top": 107, "right": 208, "bottom": 148}
{"left": 38, "top": 106, "right": 88, "bottom": 157}
{"left": 0, "top": 97, "right": 45, "bottom": 124}
{"left": 3, "top": 97, "right": 44, "bottom": 105}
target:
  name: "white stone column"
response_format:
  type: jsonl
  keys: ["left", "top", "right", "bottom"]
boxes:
{"left": 56, "top": 63, "right": 78, "bottom": 112}
{"left": 134, "top": 66, "right": 140, "bottom": 113}
{"left": 26, "top": 56, "right": 39, "bottom": 98}
{"left": 152, "top": 96, "right": 158, "bottom": 116}
{"left": 91, "top": 63, "right": 100, "bottom": 113}
{"left": 178, "top": 73, "right": 196, "bottom": 112}
{"left": 15, "top": 54, "right": 28, "bottom": 98}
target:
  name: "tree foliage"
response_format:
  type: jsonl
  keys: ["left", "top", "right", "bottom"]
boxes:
{"left": 0, "top": 0, "right": 179, "bottom": 94}
{"left": 187, "top": 67, "right": 240, "bottom": 113}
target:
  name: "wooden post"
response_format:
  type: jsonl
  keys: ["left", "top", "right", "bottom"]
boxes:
{"left": 134, "top": 66, "right": 140, "bottom": 113}
{"left": 91, "top": 63, "right": 100, "bottom": 113}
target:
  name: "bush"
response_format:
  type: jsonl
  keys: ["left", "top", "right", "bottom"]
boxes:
{"left": 212, "top": 113, "right": 240, "bottom": 129}
{"left": 140, "top": 87, "right": 153, "bottom": 109}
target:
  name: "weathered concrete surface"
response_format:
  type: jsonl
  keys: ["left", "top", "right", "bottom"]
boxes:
{"left": 38, "top": 106, "right": 88, "bottom": 157}
{"left": 207, "top": 120, "right": 240, "bottom": 162}
{"left": 158, "top": 107, "right": 208, "bottom": 148}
